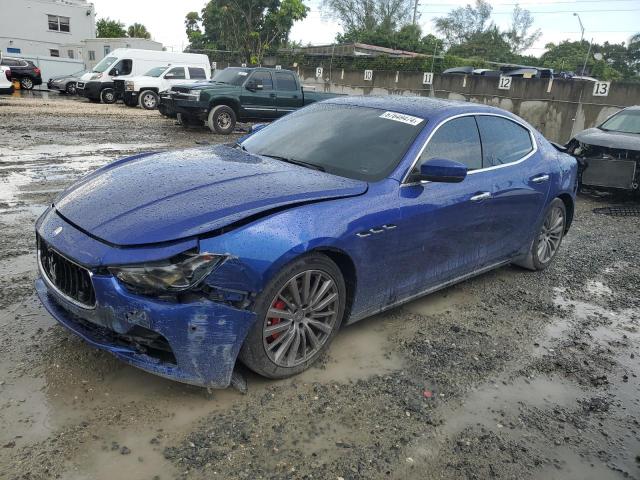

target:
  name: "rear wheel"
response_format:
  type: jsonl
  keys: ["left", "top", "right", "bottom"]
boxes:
{"left": 240, "top": 253, "right": 346, "bottom": 379}
{"left": 100, "top": 88, "right": 116, "bottom": 104}
{"left": 139, "top": 90, "right": 159, "bottom": 110}
{"left": 207, "top": 105, "right": 236, "bottom": 134}
{"left": 516, "top": 198, "right": 566, "bottom": 271}
{"left": 20, "top": 77, "right": 34, "bottom": 90}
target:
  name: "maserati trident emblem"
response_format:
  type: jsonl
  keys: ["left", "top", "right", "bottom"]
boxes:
{"left": 53, "top": 226, "right": 63, "bottom": 236}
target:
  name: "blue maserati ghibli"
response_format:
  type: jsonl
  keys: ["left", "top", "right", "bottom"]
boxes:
{"left": 35, "top": 96, "right": 578, "bottom": 388}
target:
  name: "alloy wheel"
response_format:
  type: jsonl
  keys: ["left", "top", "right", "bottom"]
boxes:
{"left": 21, "top": 78, "right": 33, "bottom": 89}
{"left": 263, "top": 270, "right": 339, "bottom": 367}
{"left": 143, "top": 93, "right": 157, "bottom": 109}
{"left": 537, "top": 205, "right": 565, "bottom": 263}
{"left": 216, "top": 112, "right": 232, "bottom": 130}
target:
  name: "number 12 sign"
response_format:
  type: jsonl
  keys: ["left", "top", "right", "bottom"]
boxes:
{"left": 498, "top": 76, "right": 512, "bottom": 90}
{"left": 592, "top": 81, "right": 611, "bottom": 97}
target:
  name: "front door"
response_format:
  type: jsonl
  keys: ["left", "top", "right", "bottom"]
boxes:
{"left": 163, "top": 66, "right": 187, "bottom": 89}
{"left": 394, "top": 116, "right": 495, "bottom": 300}
{"left": 240, "top": 70, "right": 277, "bottom": 119}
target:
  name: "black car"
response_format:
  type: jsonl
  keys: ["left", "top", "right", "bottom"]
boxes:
{"left": 567, "top": 106, "right": 640, "bottom": 195}
{"left": 0, "top": 57, "right": 42, "bottom": 90}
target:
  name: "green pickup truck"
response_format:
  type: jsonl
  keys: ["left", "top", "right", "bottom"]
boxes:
{"left": 160, "top": 67, "right": 341, "bottom": 134}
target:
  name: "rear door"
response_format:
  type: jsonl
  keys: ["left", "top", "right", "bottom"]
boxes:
{"left": 240, "top": 70, "right": 277, "bottom": 119}
{"left": 274, "top": 70, "right": 303, "bottom": 115}
{"left": 474, "top": 115, "right": 551, "bottom": 262}
{"left": 395, "top": 116, "right": 496, "bottom": 299}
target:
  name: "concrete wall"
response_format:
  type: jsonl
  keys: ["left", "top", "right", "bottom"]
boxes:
{"left": 296, "top": 66, "right": 640, "bottom": 143}
{"left": 0, "top": 0, "right": 95, "bottom": 57}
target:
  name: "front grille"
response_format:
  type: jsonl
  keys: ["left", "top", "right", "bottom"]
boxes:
{"left": 582, "top": 158, "right": 637, "bottom": 190}
{"left": 39, "top": 238, "right": 96, "bottom": 308}
{"left": 114, "top": 79, "right": 125, "bottom": 96}
{"left": 171, "top": 86, "right": 191, "bottom": 94}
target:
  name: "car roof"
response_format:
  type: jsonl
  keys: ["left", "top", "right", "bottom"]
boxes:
{"left": 323, "top": 95, "right": 512, "bottom": 121}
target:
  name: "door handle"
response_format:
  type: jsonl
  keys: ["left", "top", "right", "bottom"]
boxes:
{"left": 470, "top": 192, "right": 492, "bottom": 202}
{"left": 531, "top": 174, "right": 550, "bottom": 184}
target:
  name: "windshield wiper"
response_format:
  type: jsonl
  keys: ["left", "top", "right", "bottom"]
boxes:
{"left": 260, "top": 154, "right": 325, "bottom": 172}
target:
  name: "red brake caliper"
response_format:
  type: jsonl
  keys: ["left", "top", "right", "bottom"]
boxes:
{"left": 267, "top": 299, "right": 286, "bottom": 343}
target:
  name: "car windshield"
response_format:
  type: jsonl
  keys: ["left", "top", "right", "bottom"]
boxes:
{"left": 212, "top": 68, "right": 250, "bottom": 86}
{"left": 144, "top": 66, "right": 168, "bottom": 77}
{"left": 93, "top": 56, "right": 117, "bottom": 73}
{"left": 241, "top": 103, "right": 425, "bottom": 181}
{"left": 600, "top": 110, "right": 640, "bottom": 134}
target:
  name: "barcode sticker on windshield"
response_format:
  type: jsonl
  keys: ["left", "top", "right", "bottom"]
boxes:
{"left": 238, "top": 71, "right": 248, "bottom": 76}
{"left": 379, "top": 111, "right": 424, "bottom": 126}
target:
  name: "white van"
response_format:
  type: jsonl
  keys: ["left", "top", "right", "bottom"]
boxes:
{"left": 118, "top": 64, "right": 211, "bottom": 110}
{"left": 76, "top": 49, "right": 210, "bottom": 103}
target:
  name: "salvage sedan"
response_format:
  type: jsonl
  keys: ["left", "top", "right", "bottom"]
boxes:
{"left": 567, "top": 106, "right": 640, "bottom": 194}
{"left": 35, "top": 97, "right": 578, "bottom": 388}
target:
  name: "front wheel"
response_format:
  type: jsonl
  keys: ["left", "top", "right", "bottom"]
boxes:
{"left": 139, "top": 90, "right": 159, "bottom": 110}
{"left": 207, "top": 105, "right": 236, "bottom": 134}
{"left": 516, "top": 198, "right": 566, "bottom": 271}
{"left": 65, "top": 82, "right": 77, "bottom": 95}
{"left": 239, "top": 253, "right": 346, "bottom": 379}
{"left": 100, "top": 88, "right": 116, "bottom": 104}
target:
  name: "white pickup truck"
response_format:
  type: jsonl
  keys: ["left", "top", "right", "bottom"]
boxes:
{"left": 114, "top": 64, "right": 211, "bottom": 109}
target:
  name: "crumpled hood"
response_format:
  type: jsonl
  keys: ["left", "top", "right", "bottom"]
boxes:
{"left": 54, "top": 145, "right": 367, "bottom": 246}
{"left": 575, "top": 128, "right": 640, "bottom": 151}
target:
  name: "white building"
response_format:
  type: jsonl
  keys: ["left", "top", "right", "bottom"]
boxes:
{"left": 0, "top": 0, "right": 96, "bottom": 59}
{"left": 82, "top": 38, "right": 163, "bottom": 69}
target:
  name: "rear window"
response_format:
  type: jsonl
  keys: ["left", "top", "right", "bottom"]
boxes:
{"left": 476, "top": 116, "right": 533, "bottom": 167}
{"left": 275, "top": 71, "right": 297, "bottom": 91}
{"left": 189, "top": 67, "right": 207, "bottom": 79}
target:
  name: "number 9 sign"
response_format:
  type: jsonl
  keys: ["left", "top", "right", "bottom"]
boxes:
{"left": 592, "top": 81, "right": 610, "bottom": 97}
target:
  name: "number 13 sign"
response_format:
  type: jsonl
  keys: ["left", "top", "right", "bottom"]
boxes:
{"left": 592, "top": 81, "right": 611, "bottom": 97}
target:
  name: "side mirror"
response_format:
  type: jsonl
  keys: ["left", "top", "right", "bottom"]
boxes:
{"left": 418, "top": 158, "right": 467, "bottom": 183}
{"left": 110, "top": 69, "right": 119, "bottom": 76}
{"left": 246, "top": 80, "right": 263, "bottom": 91}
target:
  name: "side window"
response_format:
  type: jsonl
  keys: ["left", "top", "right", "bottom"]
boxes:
{"left": 275, "top": 72, "right": 297, "bottom": 91}
{"left": 476, "top": 116, "right": 533, "bottom": 167}
{"left": 166, "top": 67, "right": 186, "bottom": 79}
{"left": 249, "top": 71, "right": 273, "bottom": 90}
{"left": 110, "top": 59, "right": 132, "bottom": 76}
{"left": 188, "top": 67, "right": 206, "bottom": 79}
{"left": 414, "top": 117, "right": 482, "bottom": 176}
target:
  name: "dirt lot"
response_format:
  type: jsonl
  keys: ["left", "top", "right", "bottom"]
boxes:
{"left": 1, "top": 91, "right": 639, "bottom": 480}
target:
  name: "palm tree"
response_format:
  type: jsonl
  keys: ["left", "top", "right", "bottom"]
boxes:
{"left": 128, "top": 23, "right": 151, "bottom": 39}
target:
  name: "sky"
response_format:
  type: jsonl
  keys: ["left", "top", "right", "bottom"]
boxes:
{"left": 89, "top": 0, "right": 640, "bottom": 57}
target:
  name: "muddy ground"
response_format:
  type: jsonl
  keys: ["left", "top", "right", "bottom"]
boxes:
{"left": 0, "top": 91, "right": 639, "bottom": 480}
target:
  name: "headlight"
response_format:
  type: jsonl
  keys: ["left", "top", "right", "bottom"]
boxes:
{"left": 189, "top": 90, "right": 201, "bottom": 101}
{"left": 108, "top": 252, "right": 226, "bottom": 295}
{"left": 125, "top": 81, "right": 135, "bottom": 92}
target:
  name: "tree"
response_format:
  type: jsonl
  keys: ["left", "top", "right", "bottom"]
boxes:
{"left": 504, "top": 5, "right": 541, "bottom": 54}
{"left": 434, "top": 0, "right": 493, "bottom": 47}
{"left": 324, "top": 0, "right": 413, "bottom": 36}
{"left": 127, "top": 23, "right": 151, "bottom": 39}
{"left": 185, "top": 0, "right": 308, "bottom": 62}
{"left": 96, "top": 18, "right": 126, "bottom": 38}
{"left": 447, "top": 26, "right": 512, "bottom": 62}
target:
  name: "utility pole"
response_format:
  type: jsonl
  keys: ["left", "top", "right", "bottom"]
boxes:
{"left": 412, "top": 0, "right": 419, "bottom": 25}
{"left": 581, "top": 38, "right": 593, "bottom": 76}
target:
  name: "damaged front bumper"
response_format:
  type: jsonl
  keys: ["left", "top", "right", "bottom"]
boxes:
{"left": 35, "top": 210, "right": 257, "bottom": 388}
{"left": 569, "top": 142, "right": 640, "bottom": 192}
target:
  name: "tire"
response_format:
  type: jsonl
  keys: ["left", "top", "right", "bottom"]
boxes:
{"left": 207, "top": 105, "right": 236, "bottom": 134}
{"left": 515, "top": 198, "right": 567, "bottom": 271}
{"left": 139, "top": 90, "right": 159, "bottom": 110}
{"left": 65, "top": 82, "right": 77, "bottom": 95}
{"left": 100, "top": 88, "right": 116, "bottom": 104}
{"left": 20, "top": 77, "right": 34, "bottom": 90}
{"left": 239, "top": 253, "right": 346, "bottom": 379}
